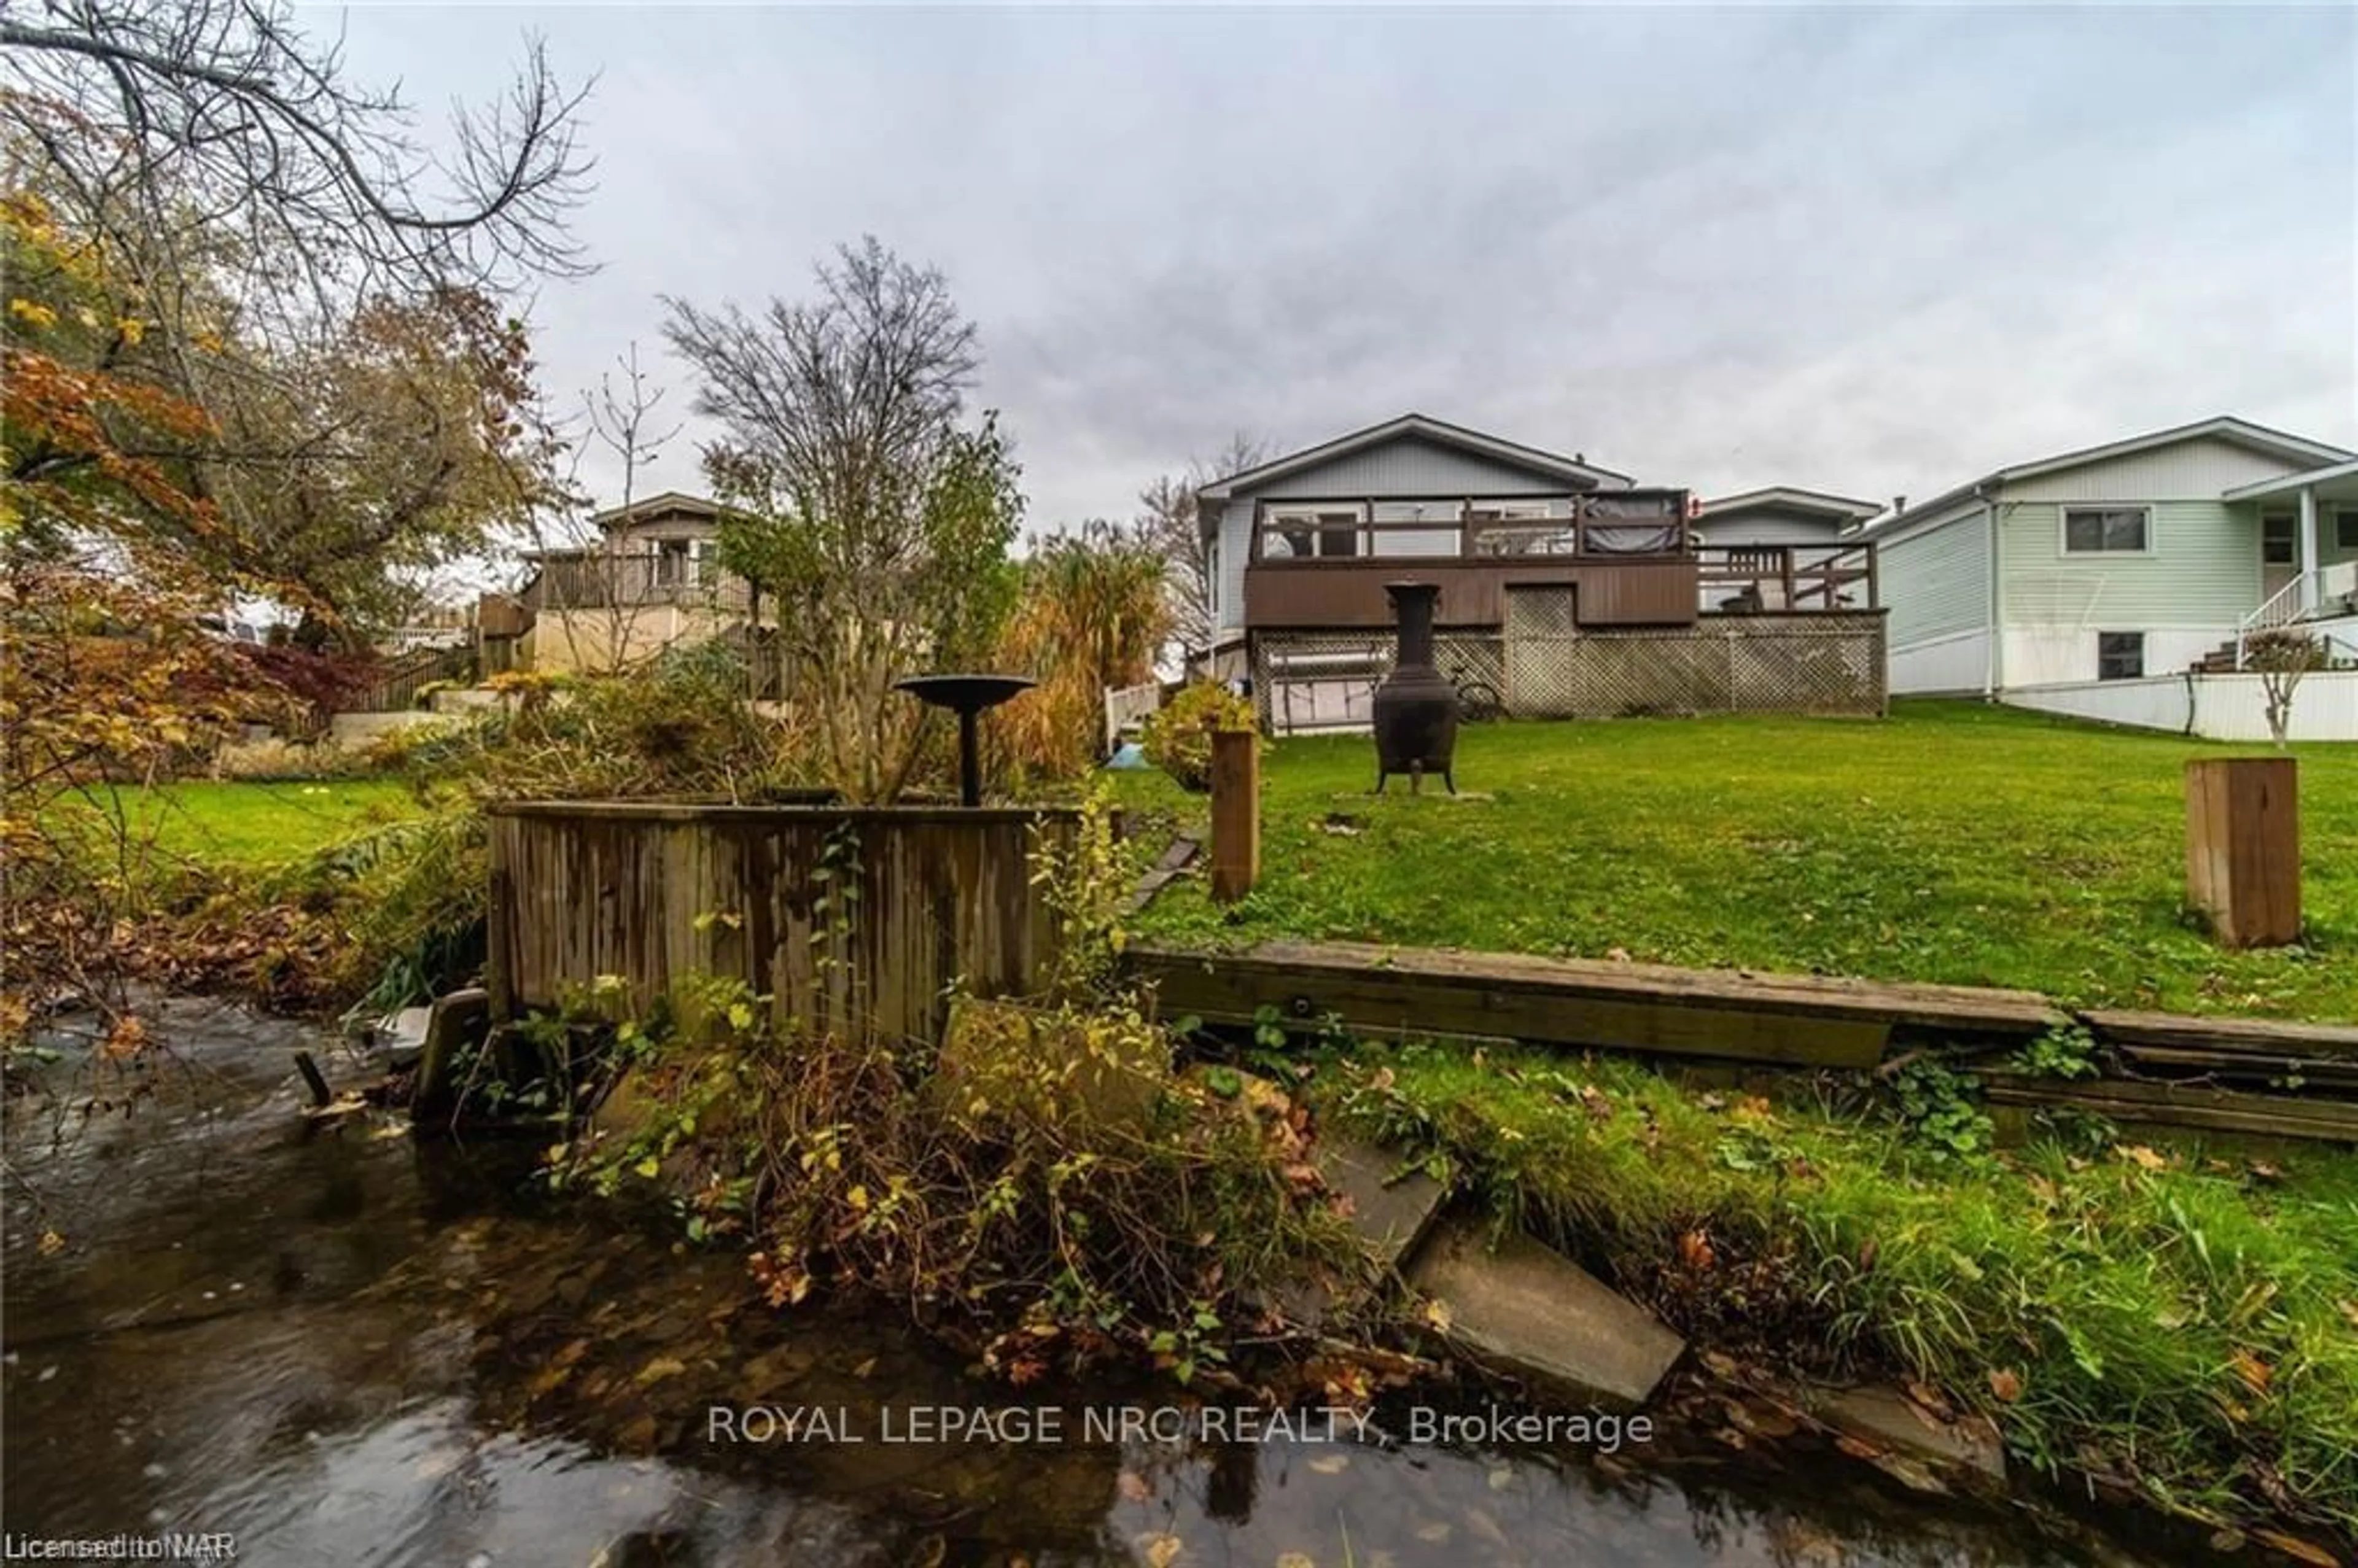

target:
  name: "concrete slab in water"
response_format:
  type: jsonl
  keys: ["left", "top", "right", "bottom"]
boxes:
{"left": 375, "top": 1006, "right": 433, "bottom": 1067}
{"left": 1408, "top": 1217, "right": 1684, "bottom": 1409}
{"left": 1809, "top": 1383, "right": 2007, "bottom": 1482}
{"left": 1318, "top": 1136, "right": 1447, "bottom": 1268}
{"left": 1261, "top": 1136, "right": 1448, "bottom": 1330}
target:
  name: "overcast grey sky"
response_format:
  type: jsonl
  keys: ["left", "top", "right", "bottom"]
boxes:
{"left": 336, "top": 4, "right": 2356, "bottom": 525}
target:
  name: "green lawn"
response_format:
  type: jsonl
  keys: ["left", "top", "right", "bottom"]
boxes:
{"left": 52, "top": 777, "right": 421, "bottom": 876}
{"left": 1112, "top": 701, "right": 2358, "bottom": 1022}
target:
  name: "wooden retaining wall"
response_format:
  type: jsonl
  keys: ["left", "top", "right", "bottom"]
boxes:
{"left": 1126, "top": 939, "right": 2060, "bottom": 1070}
{"left": 487, "top": 802, "right": 1079, "bottom": 1044}
{"left": 1124, "top": 939, "right": 2358, "bottom": 1143}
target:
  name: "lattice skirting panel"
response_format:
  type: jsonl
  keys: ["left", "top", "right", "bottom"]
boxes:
{"left": 1251, "top": 632, "right": 1504, "bottom": 735}
{"left": 1251, "top": 613, "right": 1883, "bottom": 732}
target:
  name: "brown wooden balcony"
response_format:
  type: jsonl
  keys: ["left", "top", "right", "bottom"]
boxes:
{"left": 520, "top": 549, "right": 755, "bottom": 615}
{"left": 1241, "top": 492, "right": 1876, "bottom": 632}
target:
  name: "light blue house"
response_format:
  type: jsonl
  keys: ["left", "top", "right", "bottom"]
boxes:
{"left": 1867, "top": 417, "right": 2358, "bottom": 701}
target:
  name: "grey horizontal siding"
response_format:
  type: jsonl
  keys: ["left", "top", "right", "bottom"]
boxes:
{"left": 1255, "top": 436, "right": 1617, "bottom": 500}
{"left": 1880, "top": 508, "right": 1991, "bottom": 648}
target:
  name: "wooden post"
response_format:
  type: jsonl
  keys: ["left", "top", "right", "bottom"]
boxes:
{"left": 1209, "top": 728, "right": 1260, "bottom": 904}
{"left": 2185, "top": 758, "right": 2300, "bottom": 947}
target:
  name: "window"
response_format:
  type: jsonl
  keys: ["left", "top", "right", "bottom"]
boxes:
{"left": 2097, "top": 631, "right": 2144, "bottom": 681}
{"left": 2339, "top": 508, "right": 2358, "bottom": 551}
{"left": 1264, "top": 509, "right": 1362, "bottom": 559}
{"left": 1317, "top": 514, "right": 1361, "bottom": 558}
{"left": 2064, "top": 507, "right": 2149, "bottom": 554}
{"left": 2262, "top": 512, "right": 2297, "bottom": 566}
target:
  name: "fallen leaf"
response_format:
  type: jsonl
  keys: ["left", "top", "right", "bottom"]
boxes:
{"left": 1486, "top": 1465, "right": 1514, "bottom": 1492}
{"left": 1276, "top": 1554, "right": 1317, "bottom": 1568}
{"left": 2117, "top": 1144, "right": 2168, "bottom": 1172}
{"left": 634, "top": 1355, "right": 687, "bottom": 1387}
{"left": 1412, "top": 1523, "right": 1450, "bottom": 1544}
{"left": 1678, "top": 1230, "right": 1716, "bottom": 1272}
{"left": 36, "top": 1229, "right": 66, "bottom": 1257}
{"left": 1305, "top": 1453, "right": 1348, "bottom": 1475}
{"left": 1422, "top": 1298, "right": 1453, "bottom": 1333}
{"left": 1988, "top": 1368, "right": 2023, "bottom": 1404}
{"left": 1117, "top": 1470, "right": 1152, "bottom": 1504}
{"left": 1137, "top": 1532, "right": 1183, "bottom": 1568}
{"left": 2230, "top": 1349, "right": 2272, "bottom": 1393}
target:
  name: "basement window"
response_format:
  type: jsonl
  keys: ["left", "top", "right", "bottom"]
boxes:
{"left": 2063, "top": 506, "right": 2150, "bottom": 554}
{"left": 2097, "top": 631, "right": 2144, "bottom": 681}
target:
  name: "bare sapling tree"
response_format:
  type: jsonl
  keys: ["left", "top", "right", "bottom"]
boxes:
{"left": 662, "top": 238, "right": 1023, "bottom": 802}
{"left": 526, "top": 342, "right": 682, "bottom": 675}
{"left": 1137, "top": 430, "right": 1271, "bottom": 666}
{"left": 2245, "top": 629, "right": 2330, "bottom": 749}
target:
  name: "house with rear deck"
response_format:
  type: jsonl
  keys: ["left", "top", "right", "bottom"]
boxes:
{"left": 1192, "top": 414, "right": 1886, "bottom": 734}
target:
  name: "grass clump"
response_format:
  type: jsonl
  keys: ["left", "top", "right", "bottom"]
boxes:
{"left": 1318, "top": 1036, "right": 2358, "bottom": 1539}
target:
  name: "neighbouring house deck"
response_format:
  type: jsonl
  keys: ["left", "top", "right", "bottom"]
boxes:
{"left": 520, "top": 549, "right": 756, "bottom": 614}
{"left": 1242, "top": 491, "right": 1878, "bottom": 631}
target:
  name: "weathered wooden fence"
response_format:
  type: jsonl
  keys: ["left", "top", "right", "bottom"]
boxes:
{"left": 487, "top": 802, "right": 1080, "bottom": 1044}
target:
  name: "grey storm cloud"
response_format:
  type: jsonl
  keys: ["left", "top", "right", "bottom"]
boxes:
{"left": 338, "top": 4, "right": 2355, "bottom": 526}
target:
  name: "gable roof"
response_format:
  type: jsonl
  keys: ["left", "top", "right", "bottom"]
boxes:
{"left": 591, "top": 490, "right": 723, "bottom": 531}
{"left": 1195, "top": 413, "right": 1632, "bottom": 503}
{"left": 1862, "top": 416, "right": 2354, "bottom": 541}
{"left": 2221, "top": 455, "right": 2358, "bottom": 505}
{"left": 1697, "top": 486, "right": 1882, "bottom": 522}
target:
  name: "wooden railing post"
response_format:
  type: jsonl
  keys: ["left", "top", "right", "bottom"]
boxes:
{"left": 2186, "top": 758, "right": 2300, "bottom": 947}
{"left": 1209, "top": 727, "right": 1260, "bottom": 904}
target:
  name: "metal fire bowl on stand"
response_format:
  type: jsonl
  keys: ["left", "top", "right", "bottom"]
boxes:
{"left": 894, "top": 674, "right": 1037, "bottom": 807}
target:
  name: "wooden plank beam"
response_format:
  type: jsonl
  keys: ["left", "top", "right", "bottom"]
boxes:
{"left": 2081, "top": 1008, "right": 2358, "bottom": 1061}
{"left": 1126, "top": 941, "right": 1908, "bottom": 1068}
{"left": 1981, "top": 1073, "right": 2358, "bottom": 1144}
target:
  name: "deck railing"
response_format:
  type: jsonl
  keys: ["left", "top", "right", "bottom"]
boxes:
{"left": 1248, "top": 491, "right": 1693, "bottom": 562}
{"left": 1696, "top": 542, "right": 1879, "bottom": 611}
{"left": 347, "top": 642, "right": 477, "bottom": 712}
{"left": 522, "top": 551, "right": 755, "bottom": 613}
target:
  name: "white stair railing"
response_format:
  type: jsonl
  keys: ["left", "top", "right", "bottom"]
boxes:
{"left": 2235, "top": 572, "right": 2316, "bottom": 669}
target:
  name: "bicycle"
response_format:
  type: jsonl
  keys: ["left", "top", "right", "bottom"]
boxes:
{"left": 1452, "top": 673, "right": 1504, "bottom": 723}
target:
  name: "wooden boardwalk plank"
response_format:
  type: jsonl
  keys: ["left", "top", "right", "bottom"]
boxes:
{"left": 1128, "top": 941, "right": 1913, "bottom": 1068}
{"left": 2082, "top": 1009, "right": 2358, "bottom": 1061}
{"left": 1981, "top": 1073, "right": 2358, "bottom": 1143}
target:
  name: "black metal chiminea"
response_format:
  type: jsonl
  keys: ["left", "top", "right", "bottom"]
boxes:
{"left": 894, "top": 673, "right": 1036, "bottom": 806}
{"left": 1372, "top": 581, "right": 1457, "bottom": 794}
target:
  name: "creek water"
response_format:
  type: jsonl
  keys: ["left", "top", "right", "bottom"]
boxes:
{"left": 2, "top": 998, "right": 2224, "bottom": 1567}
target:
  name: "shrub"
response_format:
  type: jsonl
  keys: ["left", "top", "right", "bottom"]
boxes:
{"left": 209, "top": 736, "right": 370, "bottom": 782}
{"left": 1142, "top": 682, "right": 1256, "bottom": 791}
